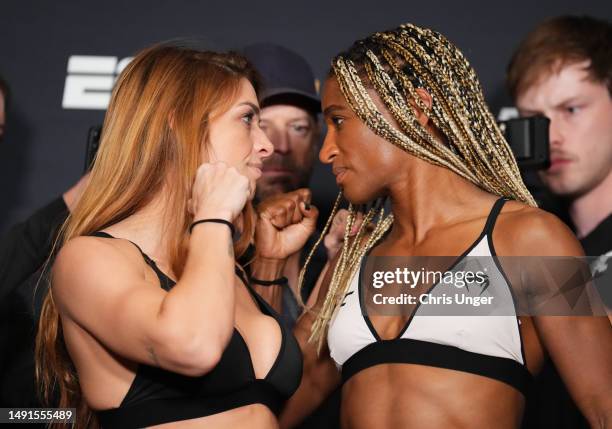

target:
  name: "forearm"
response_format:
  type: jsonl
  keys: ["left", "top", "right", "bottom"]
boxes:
{"left": 597, "top": 411, "right": 612, "bottom": 429}
{"left": 534, "top": 315, "right": 612, "bottom": 429}
{"left": 250, "top": 256, "right": 287, "bottom": 313}
{"left": 280, "top": 365, "right": 337, "bottom": 429}
{"left": 279, "top": 312, "right": 340, "bottom": 428}
{"left": 305, "top": 262, "right": 331, "bottom": 309}
{"left": 157, "top": 223, "right": 236, "bottom": 349}
{"left": 586, "top": 394, "right": 612, "bottom": 429}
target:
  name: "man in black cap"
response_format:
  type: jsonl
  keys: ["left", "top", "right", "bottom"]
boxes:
{"left": 244, "top": 43, "right": 321, "bottom": 202}
{"left": 243, "top": 41, "right": 342, "bottom": 429}
{"left": 242, "top": 43, "right": 327, "bottom": 328}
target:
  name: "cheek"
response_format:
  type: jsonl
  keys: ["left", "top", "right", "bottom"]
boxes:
{"left": 209, "top": 129, "right": 252, "bottom": 166}
{"left": 292, "top": 139, "right": 316, "bottom": 162}
{"left": 571, "top": 109, "right": 612, "bottom": 156}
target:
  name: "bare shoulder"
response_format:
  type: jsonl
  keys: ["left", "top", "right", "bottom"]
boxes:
{"left": 52, "top": 235, "right": 146, "bottom": 301}
{"left": 492, "top": 200, "right": 584, "bottom": 257}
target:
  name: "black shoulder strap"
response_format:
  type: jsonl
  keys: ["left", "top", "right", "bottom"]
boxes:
{"left": 483, "top": 198, "right": 508, "bottom": 235}
{"left": 90, "top": 231, "right": 114, "bottom": 239}
{"left": 90, "top": 231, "right": 175, "bottom": 289}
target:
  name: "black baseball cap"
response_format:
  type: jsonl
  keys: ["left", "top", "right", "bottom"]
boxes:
{"left": 242, "top": 43, "right": 321, "bottom": 114}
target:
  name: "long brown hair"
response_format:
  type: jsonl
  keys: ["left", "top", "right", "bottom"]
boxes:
{"left": 35, "top": 42, "right": 260, "bottom": 428}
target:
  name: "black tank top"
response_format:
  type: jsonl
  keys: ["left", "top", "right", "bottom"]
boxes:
{"left": 90, "top": 232, "right": 303, "bottom": 428}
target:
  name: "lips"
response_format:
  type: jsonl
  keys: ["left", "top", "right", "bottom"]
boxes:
{"left": 333, "top": 166, "right": 348, "bottom": 185}
{"left": 547, "top": 158, "right": 573, "bottom": 172}
{"left": 249, "top": 164, "right": 263, "bottom": 179}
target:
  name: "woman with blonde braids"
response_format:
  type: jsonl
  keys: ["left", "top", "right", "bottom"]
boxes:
{"left": 270, "top": 24, "right": 612, "bottom": 429}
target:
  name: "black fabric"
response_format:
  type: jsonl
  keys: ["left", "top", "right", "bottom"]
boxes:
{"left": 91, "top": 231, "right": 302, "bottom": 428}
{"left": 582, "top": 213, "right": 612, "bottom": 308}
{"left": 245, "top": 231, "right": 332, "bottom": 428}
{"left": 0, "top": 196, "right": 68, "bottom": 412}
{"left": 99, "top": 380, "right": 285, "bottom": 429}
{"left": 522, "top": 362, "right": 588, "bottom": 429}
{"left": 0, "top": 196, "right": 67, "bottom": 303}
{"left": 580, "top": 213, "right": 612, "bottom": 257}
{"left": 342, "top": 339, "right": 533, "bottom": 395}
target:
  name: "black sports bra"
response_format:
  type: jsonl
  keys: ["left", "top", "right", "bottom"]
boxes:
{"left": 90, "top": 232, "right": 302, "bottom": 428}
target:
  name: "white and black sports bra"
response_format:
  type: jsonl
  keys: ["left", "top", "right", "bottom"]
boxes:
{"left": 327, "top": 198, "right": 532, "bottom": 395}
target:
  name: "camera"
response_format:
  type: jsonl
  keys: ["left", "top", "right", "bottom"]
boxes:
{"left": 498, "top": 116, "right": 550, "bottom": 170}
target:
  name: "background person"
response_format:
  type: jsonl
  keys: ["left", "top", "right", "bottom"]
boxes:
{"left": 0, "top": 73, "right": 89, "bottom": 409}
{"left": 242, "top": 43, "right": 328, "bottom": 326}
{"left": 243, "top": 43, "right": 361, "bottom": 429}
{"left": 506, "top": 15, "right": 612, "bottom": 429}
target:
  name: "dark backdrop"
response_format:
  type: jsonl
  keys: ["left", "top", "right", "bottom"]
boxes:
{"left": 1, "top": 0, "right": 611, "bottom": 232}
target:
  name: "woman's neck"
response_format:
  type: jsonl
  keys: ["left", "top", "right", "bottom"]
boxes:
{"left": 386, "top": 162, "right": 494, "bottom": 246}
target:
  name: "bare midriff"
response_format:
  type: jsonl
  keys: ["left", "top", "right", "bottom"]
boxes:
{"left": 149, "top": 403, "right": 279, "bottom": 429}
{"left": 340, "top": 363, "right": 524, "bottom": 429}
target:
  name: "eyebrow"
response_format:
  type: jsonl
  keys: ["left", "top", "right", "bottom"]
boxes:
{"left": 323, "top": 105, "right": 345, "bottom": 117}
{"left": 519, "top": 94, "right": 586, "bottom": 112}
{"left": 554, "top": 96, "right": 585, "bottom": 108}
{"left": 238, "top": 101, "right": 260, "bottom": 116}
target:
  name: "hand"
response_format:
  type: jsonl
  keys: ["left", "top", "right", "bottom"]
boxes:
{"left": 255, "top": 189, "right": 318, "bottom": 260}
{"left": 190, "top": 162, "right": 250, "bottom": 221}
{"left": 323, "top": 209, "right": 365, "bottom": 260}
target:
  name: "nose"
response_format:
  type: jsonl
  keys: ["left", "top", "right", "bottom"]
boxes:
{"left": 255, "top": 126, "right": 274, "bottom": 160}
{"left": 319, "top": 132, "right": 338, "bottom": 164}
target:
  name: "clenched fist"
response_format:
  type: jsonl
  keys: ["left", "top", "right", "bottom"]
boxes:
{"left": 255, "top": 189, "right": 318, "bottom": 260}
{"left": 190, "top": 162, "right": 250, "bottom": 221}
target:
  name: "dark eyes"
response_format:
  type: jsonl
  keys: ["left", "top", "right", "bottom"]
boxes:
{"left": 566, "top": 106, "right": 581, "bottom": 115}
{"left": 330, "top": 116, "right": 345, "bottom": 128}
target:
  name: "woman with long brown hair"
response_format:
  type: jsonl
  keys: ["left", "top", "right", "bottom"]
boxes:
{"left": 261, "top": 24, "right": 612, "bottom": 429}
{"left": 35, "top": 42, "right": 309, "bottom": 428}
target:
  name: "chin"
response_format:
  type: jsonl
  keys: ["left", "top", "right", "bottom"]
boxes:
{"left": 341, "top": 185, "right": 379, "bottom": 206}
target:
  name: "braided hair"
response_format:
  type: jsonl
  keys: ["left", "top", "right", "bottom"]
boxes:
{"left": 302, "top": 23, "right": 535, "bottom": 348}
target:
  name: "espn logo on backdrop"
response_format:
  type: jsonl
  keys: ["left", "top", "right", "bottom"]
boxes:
{"left": 62, "top": 56, "right": 132, "bottom": 110}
